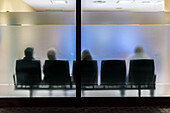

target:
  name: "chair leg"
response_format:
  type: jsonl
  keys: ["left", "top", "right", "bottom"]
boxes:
{"left": 138, "top": 89, "right": 141, "bottom": 97}
{"left": 30, "top": 89, "right": 33, "bottom": 98}
{"left": 150, "top": 89, "right": 154, "bottom": 97}
{"left": 81, "top": 90, "right": 85, "bottom": 97}
{"left": 49, "top": 90, "right": 52, "bottom": 96}
{"left": 64, "top": 90, "right": 67, "bottom": 97}
{"left": 120, "top": 90, "right": 125, "bottom": 97}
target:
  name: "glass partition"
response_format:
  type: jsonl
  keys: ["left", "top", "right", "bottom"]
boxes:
{"left": 81, "top": 0, "right": 170, "bottom": 97}
{"left": 0, "top": 26, "right": 76, "bottom": 97}
{"left": 0, "top": 0, "right": 76, "bottom": 97}
{"left": 81, "top": 25, "right": 170, "bottom": 97}
{"left": 0, "top": 12, "right": 75, "bottom": 25}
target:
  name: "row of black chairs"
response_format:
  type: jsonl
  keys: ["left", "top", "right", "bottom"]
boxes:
{"left": 15, "top": 59, "right": 156, "bottom": 88}
{"left": 15, "top": 60, "right": 71, "bottom": 86}
{"left": 73, "top": 60, "right": 156, "bottom": 87}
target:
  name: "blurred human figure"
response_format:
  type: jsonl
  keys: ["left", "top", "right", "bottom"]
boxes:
{"left": 23, "top": 47, "right": 34, "bottom": 60}
{"left": 127, "top": 46, "right": 150, "bottom": 74}
{"left": 16, "top": 47, "right": 41, "bottom": 87}
{"left": 127, "top": 46, "right": 154, "bottom": 96}
{"left": 81, "top": 50, "right": 94, "bottom": 96}
{"left": 43, "top": 48, "right": 56, "bottom": 86}
{"left": 81, "top": 50, "right": 93, "bottom": 60}
{"left": 130, "top": 46, "right": 150, "bottom": 59}
{"left": 47, "top": 48, "right": 56, "bottom": 60}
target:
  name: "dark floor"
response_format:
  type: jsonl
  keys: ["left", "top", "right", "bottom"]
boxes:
{"left": 0, "top": 107, "right": 169, "bottom": 113}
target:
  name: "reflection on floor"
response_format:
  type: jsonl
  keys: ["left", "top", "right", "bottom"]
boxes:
{"left": 0, "top": 84, "right": 170, "bottom": 97}
{"left": 0, "top": 107, "right": 166, "bottom": 113}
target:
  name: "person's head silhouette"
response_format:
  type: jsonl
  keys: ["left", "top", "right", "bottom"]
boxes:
{"left": 81, "top": 50, "right": 93, "bottom": 60}
{"left": 47, "top": 48, "right": 56, "bottom": 60}
{"left": 24, "top": 47, "right": 34, "bottom": 60}
{"left": 134, "top": 46, "right": 144, "bottom": 54}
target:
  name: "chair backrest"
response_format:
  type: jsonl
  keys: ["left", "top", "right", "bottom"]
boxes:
{"left": 128, "top": 59, "right": 155, "bottom": 85}
{"left": 81, "top": 60, "right": 98, "bottom": 86}
{"left": 72, "top": 61, "right": 76, "bottom": 84}
{"left": 101, "top": 60, "right": 126, "bottom": 85}
{"left": 43, "top": 60, "right": 71, "bottom": 85}
{"left": 16, "top": 59, "right": 41, "bottom": 85}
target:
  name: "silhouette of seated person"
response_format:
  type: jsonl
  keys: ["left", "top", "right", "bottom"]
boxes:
{"left": 43, "top": 48, "right": 71, "bottom": 87}
{"left": 127, "top": 46, "right": 151, "bottom": 76}
{"left": 72, "top": 50, "right": 93, "bottom": 84}
{"left": 127, "top": 46, "right": 150, "bottom": 74}
{"left": 127, "top": 46, "right": 154, "bottom": 96}
{"left": 81, "top": 50, "right": 93, "bottom": 60}
{"left": 43, "top": 48, "right": 57, "bottom": 84}
{"left": 16, "top": 47, "right": 41, "bottom": 86}
{"left": 81, "top": 50, "right": 98, "bottom": 89}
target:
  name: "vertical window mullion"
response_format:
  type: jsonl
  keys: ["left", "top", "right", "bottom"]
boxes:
{"left": 76, "top": 0, "right": 81, "bottom": 105}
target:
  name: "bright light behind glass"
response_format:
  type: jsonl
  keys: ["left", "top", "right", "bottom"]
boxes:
{"left": 51, "top": 0, "right": 67, "bottom": 4}
{"left": 157, "top": 0, "right": 164, "bottom": 4}
{"left": 117, "top": 0, "right": 134, "bottom": 4}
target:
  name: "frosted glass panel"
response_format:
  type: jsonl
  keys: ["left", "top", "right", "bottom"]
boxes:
{"left": 81, "top": 25, "right": 170, "bottom": 97}
{"left": 82, "top": 12, "right": 170, "bottom": 25}
{"left": 0, "top": 12, "right": 75, "bottom": 25}
{"left": 0, "top": 26, "right": 76, "bottom": 97}
{"left": 2, "top": 12, "right": 170, "bottom": 25}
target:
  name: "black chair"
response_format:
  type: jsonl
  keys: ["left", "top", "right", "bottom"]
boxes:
{"left": 101, "top": 60, "right": 126, "bottom": 85}
{"left": 81, "top": 60, "right": 98, "bottom": 86}
{"left": 43, "top": 60, "right": 71, "bottom": 87}
{"left": 128, "top": 59, "right": 156, "bottom": 97}
{"left": 128, "top": 59, "right": 156, "bottom": 85}
{"left": 72, "top": 60, "right": 98, "bottom": 86}
{"left": 16, "top": 60, "right": 41, "bottom": 86}
{"left": 72, "top": 61, "right": 76, "bottom": 84}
